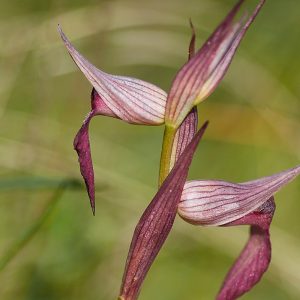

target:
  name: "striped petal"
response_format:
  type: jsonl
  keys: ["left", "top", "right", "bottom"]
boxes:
{"left": 159, "top": 24, "right": 199, "bottom": 183}
{"left": 119, "top": 121, "right": 208, "bottom": 300}
{"left": 169, "top": 22, "right": 199, "bottom": 170}
{"left": 169, "top": 107, "right": 198, "bottom": 171}
{"left": 165, "top": 0, "right": 266, "bottom": 127}
{"left": 178, "top": 165, "right": 300, "bottom": 226}
{"left": 58, "top": 26, "right": 167, "bottom": 125}
{"left": 217, "top": 198, "right": 275, "bottom": 300}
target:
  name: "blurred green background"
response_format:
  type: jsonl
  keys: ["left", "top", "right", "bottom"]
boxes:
{"left": 0, "top": 0, "right": 299, "bottom": 299}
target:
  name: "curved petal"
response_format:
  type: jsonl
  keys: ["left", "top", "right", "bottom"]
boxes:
{"left": 217, "top": 198, "right": 275, "bottom": 300}
{"left": 58, "top": 26, "right": 167, "bottom": 125}
{"left": 178, "top": 165, "right": 300, "bottom": 226}
{"left": 165, "top": 0, "right": 266, "bottom": 127}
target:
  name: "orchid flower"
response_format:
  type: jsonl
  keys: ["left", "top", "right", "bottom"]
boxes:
{"left": 159, "top": 0, "right": 266, "bottom": 183}
{"left": 119, "top": 1, "right": 298, "bottom": 298}
{"left": 59, "top": 0, "right": 265, "bottom": 212}
{"left": 176, "top": 165, "right": 300, "bottom": 300}
{"left": 60, "top": 0, "right": 300, "bottom": 299}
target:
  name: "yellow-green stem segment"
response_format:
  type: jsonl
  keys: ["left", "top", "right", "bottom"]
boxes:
{"left": 158, "top": 125, "right": 177, "bottom": 186}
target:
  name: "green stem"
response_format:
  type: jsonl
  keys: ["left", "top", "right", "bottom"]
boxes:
{"left": 158, "top": 125, "right": 177, "bottom": 186}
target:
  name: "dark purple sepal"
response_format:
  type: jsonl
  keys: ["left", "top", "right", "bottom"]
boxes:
{"left": 170, "top": 107, "right": 198, "bottom": 170}
{"left": 74, "top": 89, "right": 122, "bottom": 215}
{"left": 119, "top": 121, "right": 209, "bottom": 300}
{"left": 217, "top": 197, "right": 275, "bottom": 300}
{"left": 73, "top": 110, "right": 96, "bottom": 215}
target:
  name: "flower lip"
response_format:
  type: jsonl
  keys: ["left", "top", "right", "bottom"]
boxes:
{"left": 73, "top": 111, "right": 96, "bottom": 215}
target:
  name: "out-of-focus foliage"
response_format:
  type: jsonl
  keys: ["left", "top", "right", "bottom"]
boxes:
{"left": 0, "top": 0, "right": 299, "bottom": 299}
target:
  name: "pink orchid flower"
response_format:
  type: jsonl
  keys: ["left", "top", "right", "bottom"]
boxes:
{"left": 59, "top": 0, "right": 265, "bottom": 213}
{"left": 60, "top": 1, "right": 300, "bottom": 299}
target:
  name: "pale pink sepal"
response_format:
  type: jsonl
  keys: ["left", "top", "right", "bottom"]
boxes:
{"left": 58, "top": 26, "right": 167, "bottom": 125}
{"left": 178, "top": 165, "right": 300, "bottom": 226}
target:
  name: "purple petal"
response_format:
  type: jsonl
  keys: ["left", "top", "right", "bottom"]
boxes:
{"left": 58, "top": 26, "right": 167, "bottom": 125}
{"left": 169, "top": 107, "right": 198, "bottom": 170}
{"left": 165, "top": 0, "right": 266, "bottom": 127}
{"left": 167, "top": 25, "right": 199, "bottom": 172}
{"left": 73, "top": 111, "right": 96, "bottom": 215}
{"left": 119, "top": 121, "right": 208, "bottom": 300}
{"left": 74, "top": 89, "right": 123, "bottom": 214}
{"left": 217, "top": 198, "right": 275, "bottom": 300}
{"left": 178, "top": 165, "right": 300, "bottom": 226}
{"left": 197, "top": 0, "right": 265, "bottom": 101}
{"left": 91, "top": 88, "right": 118, "bottom": 118}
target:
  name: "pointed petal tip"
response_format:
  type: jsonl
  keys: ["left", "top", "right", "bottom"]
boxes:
{"left": 57, "top": 25, "right": 73, "bottom": 51}
{"left": 203, "top": 120, "right": 209, "bottom": 128}
{"left": 188, "top": 18, "right": 196, "bottom": 60}
{"left": 91, "top": 203, "right": 96, "bottom": 216}
{"left": 57, "top": 24, "right": 65, "bottom": 40}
